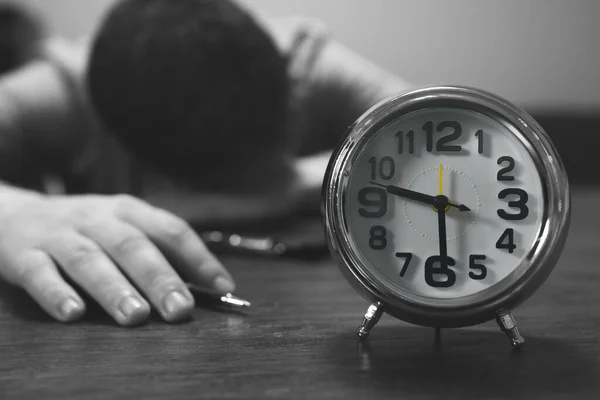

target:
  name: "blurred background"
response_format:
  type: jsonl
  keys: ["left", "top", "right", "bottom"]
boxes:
{"left": 6, "top": 0, "right": 600, "bottom": 183}
{"left": 17, "top": 0, "right": 600, "bottom": 113}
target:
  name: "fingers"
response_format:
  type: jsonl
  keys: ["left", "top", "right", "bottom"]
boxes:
{"left": 45, "top": 232, "right": 151, "bottom": 326}
{"left": 11, "top": 250, "right": 86, "bottom": 322}
{"left": 80, "top": 220, "right": 195, "bottom": 322}
{"left": 115, "top": 196, "right": 236, "bottom": 294}
{"left": 0, "top": 194, "right": 236, "bottom": 326}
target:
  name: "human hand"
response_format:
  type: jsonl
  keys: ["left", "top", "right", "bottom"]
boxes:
{"left": 0, "top": 190, "right": 235, "bottom": 326}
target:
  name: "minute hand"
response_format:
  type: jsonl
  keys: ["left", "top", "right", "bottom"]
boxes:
{"left": 369, "top": 181, "right": 471, "bottom": 212}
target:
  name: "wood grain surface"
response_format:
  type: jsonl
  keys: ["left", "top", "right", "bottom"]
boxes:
{"left": 0, "top": 188, "right": 599, "bottom": 400}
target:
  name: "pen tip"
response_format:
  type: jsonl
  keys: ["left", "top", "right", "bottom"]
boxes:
{"left": 222, "top": 293, "right": 251, "bottom": 308}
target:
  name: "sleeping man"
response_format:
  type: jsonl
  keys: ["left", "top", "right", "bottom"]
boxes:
{"left": 0, "top": 0, "right": 410, "bottom": 326}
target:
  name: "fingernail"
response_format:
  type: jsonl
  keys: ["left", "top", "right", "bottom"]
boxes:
{"left": 59, "top": 298, "right": 84, "bottom": 320}
{"left": 213, "top": 276, "right": 235, "bottom": 294}
{"left": 118, "top": 295, "right": 145, "bottom": 320}
{"left": 163, "top": 291, "right": 193, "bottom": 318}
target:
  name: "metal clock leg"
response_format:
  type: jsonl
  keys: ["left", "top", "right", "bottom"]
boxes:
{"left": 496, "top": 309, "right": 525, "bottom": 349}
{"left": 357, "top": 302, "right": 384, "bottom": 339}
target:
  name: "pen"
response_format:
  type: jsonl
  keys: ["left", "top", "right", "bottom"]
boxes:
{"left": 186, "top": 283, "right": 251, "bottom": 309}
{"left": 200, "top": 231, "right": 329, "bottom": 260}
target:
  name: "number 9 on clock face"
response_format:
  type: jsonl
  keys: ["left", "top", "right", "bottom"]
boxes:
{"left": 323, "top": 86, "right": 570, "bottom": 329}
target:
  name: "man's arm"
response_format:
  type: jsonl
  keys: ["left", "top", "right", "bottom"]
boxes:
{"left": 0, "top": 75, "right": 44, "bottom": 189}
{"left": 0, "top": 47, "right": 90, "bottom": 190}
{"left": 0, "top": 40, "right": 237, "bottom": 326}
{"left": 265, "top": 17, "right": 413, "bottom": 208}
{"left": 298, "top": 38, "right": 413, "bottom": 154}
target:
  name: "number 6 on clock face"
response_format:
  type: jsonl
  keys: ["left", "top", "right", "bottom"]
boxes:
{"left": 322, "top": 86, "right": 570, "bottom": 346}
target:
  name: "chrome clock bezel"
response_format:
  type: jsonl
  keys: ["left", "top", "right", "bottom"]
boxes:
{"left": 322, "top": 85, "right": 571, "bottom": 328}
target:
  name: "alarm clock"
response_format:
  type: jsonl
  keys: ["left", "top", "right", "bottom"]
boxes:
{"left": 322, "top": 86, "right": 570, "bottom": 348}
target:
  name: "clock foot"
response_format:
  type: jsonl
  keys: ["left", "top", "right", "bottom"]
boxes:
{"left": 496, "top": 309, "right": 525, "bottom": 349}
{"left": 356, "top": 302, "right": 384, "bottom": 340}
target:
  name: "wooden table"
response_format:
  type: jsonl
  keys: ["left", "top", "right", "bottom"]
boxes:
{"left": 1, "top": 189, "right": 599, "bottom": 400}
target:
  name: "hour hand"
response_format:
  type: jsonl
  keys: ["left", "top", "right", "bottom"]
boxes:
{"left": 370, "top": 181, "right": 436, "bottom": 206}
{"left": 369, "top": 181, "right": 471, "bottom": 212}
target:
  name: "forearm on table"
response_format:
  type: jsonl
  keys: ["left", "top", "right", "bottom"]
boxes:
{"left": 291, "top": 42, "right": 413, "bottom": 209}
{"left": 290, "top": 151, "right": 332, "bottom": 212}
{"left": 313, "top": 39, "right": 413, "bottom": 106}
{"left": 306, "top": 39, "right": 414, "bottom": 150}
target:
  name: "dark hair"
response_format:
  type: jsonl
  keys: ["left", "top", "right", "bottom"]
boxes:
{"left": 0, "top": 4, "right": 42, "bottom": 75}
{"left": 87, "top": 0, "right": 291, "bottom": 193}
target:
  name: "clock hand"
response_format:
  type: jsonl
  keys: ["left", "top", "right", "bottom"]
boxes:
{"left": 438, "top": 164, "right": 471, "bottom": 211}
{"left": 369, "top": 181, "right": 471, "bottom": 212}
{"left": 436, "top": 201, "right": 449, "bottom": 262}
{"left": 438, "top": 164, "right": 448, "bottom": 212}
{"left": 439, "top": 164, "right": 444, "bottom": 196}
{"left": 370, "top": 181, "right": 435, "bottom": 205}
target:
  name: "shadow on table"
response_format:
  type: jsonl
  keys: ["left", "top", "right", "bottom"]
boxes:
{"left": 329, "top": 325, "right": 599, "bottom": 398}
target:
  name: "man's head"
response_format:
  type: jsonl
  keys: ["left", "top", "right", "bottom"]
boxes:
{"left": 87, "top": 0, "right": 292, "bottom": 194}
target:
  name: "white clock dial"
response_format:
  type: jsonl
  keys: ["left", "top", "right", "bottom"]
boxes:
{"left": 344, "top": 107, "right": 544, "bottom": 300}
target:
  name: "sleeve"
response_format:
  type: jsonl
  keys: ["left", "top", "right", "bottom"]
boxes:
{"left": 266, "top": 17, "right": 414, "bottom": 156}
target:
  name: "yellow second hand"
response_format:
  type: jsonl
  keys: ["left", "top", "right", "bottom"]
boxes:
{"left": 439, "top": 164, "right": 443, "bottom": 195}
{"left": 439, "top": 164, "right": 450, "bottom": 211}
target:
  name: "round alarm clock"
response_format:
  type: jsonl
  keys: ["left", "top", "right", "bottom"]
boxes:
{"left": 322, "top": 86, "right": 570, "bottom": 348}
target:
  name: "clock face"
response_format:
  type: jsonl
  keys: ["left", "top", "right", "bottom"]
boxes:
{"left": 344, "top": 107, "right": 545, "bottom": 300}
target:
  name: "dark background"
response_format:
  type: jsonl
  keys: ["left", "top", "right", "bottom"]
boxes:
{"left": 530, "top": 111, "right": 598, "bottom": 185}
